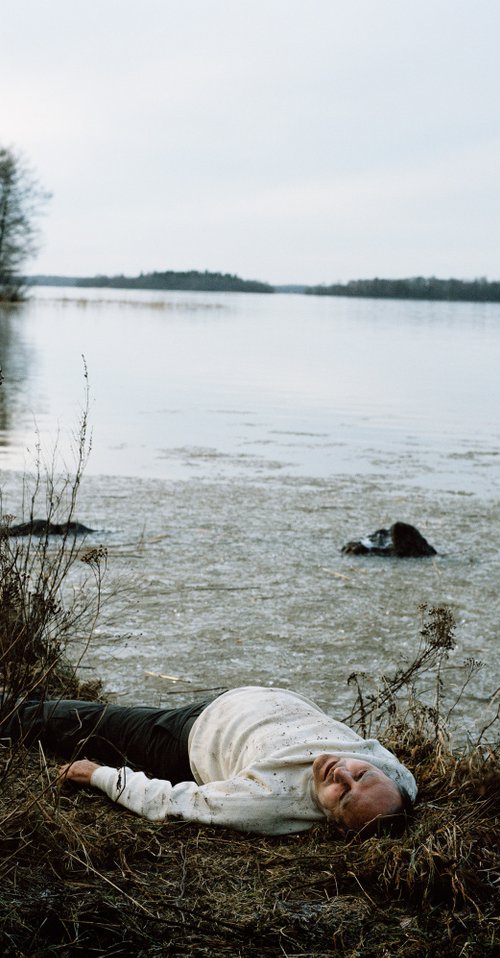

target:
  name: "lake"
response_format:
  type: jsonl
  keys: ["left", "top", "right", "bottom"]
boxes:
{"left": 1, "top": 288, "right": 499, "bottom": 738}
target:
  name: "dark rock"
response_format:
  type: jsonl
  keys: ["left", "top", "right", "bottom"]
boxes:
{"left": 341, "top": 521, "right": 437, "bottom": 557}
{"left": 0, "top": 519, "right": 95, "bottom": 537}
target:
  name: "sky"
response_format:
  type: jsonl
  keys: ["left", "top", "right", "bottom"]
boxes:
{"left": 2, "top": 0, "right": 499, "bottom": 285}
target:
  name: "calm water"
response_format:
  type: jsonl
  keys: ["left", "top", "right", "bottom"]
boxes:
{"left": 0, "top": 288, "right": 499, "bottom": 737}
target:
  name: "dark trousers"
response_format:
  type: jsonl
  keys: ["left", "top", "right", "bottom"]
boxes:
{"left": 1, "top": 697, "right": 216, "bottom": 784}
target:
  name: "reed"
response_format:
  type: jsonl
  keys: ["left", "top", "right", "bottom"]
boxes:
{"left": 0, "top": 364, "right": 105, "bottom": 731}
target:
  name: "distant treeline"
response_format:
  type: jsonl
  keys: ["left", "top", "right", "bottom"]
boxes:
{"left": 28, "top": 270, "right": 273, "bottom": 294}
{"left": 306, "top": 276, "right": 500, "bottom": 303}
{"left": 27, "top": 273, "right": 500, "bottom": 301}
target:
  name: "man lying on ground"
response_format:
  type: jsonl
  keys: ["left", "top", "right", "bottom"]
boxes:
{"left": 2, "top": 686, "right": 417, "bottom": 835}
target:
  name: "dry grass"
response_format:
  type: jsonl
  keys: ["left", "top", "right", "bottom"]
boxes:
{"left": 0, "top": 729, "right": 497, "bottom": 957}
{"left": 0, "top": 610, "right": 498, "bottom": 957}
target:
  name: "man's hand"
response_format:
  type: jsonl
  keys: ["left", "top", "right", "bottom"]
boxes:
{"left": 58, "top": 759, "right": 102, "bottom": 785}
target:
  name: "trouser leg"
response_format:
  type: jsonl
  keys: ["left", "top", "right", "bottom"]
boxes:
{"left": 0, "top": 697, "right": 215, "bottom": 784}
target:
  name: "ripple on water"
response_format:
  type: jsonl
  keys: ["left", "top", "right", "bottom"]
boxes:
{"left": 0, "top": 470, "right": 478, "bottom": 741}
{"left": 1, "top": 466, "right": 498, "bottom": 739}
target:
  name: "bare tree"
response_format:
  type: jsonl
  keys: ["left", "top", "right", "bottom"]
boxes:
{"left": 0, "top": 146, "right": 50, "bottom": 302}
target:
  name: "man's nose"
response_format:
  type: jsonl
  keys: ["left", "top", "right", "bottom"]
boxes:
{"left": 333, "top": 767, "right": 352, "bottom": 786}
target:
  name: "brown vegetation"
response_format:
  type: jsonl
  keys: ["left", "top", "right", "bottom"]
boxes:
{"left": 1, "top": 600, "right": 497, "bottom": 957}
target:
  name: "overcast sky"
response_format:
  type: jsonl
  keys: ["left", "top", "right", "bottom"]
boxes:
{"left": 2, "top": 0, "right": 499, "bottom": 284}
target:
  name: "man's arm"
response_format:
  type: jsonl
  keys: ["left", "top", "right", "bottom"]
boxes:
{"left": 59, "top": 760, "right": 321, "bottom": 835}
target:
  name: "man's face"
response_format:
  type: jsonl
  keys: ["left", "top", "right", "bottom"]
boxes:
{"left": 312, "top": 753, "right": 403, "bottom": 832}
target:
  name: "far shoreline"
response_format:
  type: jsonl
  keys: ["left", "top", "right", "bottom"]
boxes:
{"left": 25, "top": 271, "right": 500, "bottom": 304}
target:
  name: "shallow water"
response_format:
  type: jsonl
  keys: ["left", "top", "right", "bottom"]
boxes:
{"left": 0, "top": 290, "right": 499, "bottom": 738}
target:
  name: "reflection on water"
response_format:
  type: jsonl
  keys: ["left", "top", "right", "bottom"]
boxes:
{"left": 1, "top": 287, "right": 499, "bottom": 494}
{"left": 0, "top": 289, "right": 499, "bottom": 737}
{"left": 0, "top": 305, "right": 33, "bottom": 441}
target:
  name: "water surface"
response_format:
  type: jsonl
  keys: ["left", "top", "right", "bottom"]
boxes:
{"left": 0, "top": 289, "right": 498, "bottom": 737}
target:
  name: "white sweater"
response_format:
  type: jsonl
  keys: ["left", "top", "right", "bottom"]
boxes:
{"left": 91, "top": 686, "right": 417, "bottom": 835}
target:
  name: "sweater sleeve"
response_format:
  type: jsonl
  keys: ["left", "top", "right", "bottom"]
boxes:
{"left": 90, "top": 765, "right": 320, "bottom": 835}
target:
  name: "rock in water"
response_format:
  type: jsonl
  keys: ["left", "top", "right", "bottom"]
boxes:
{"left": 0, "top": 520, "right": 95, "bottom": 537}
{"left": 341, "top": 522, "right": 437, "bottom": 557}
